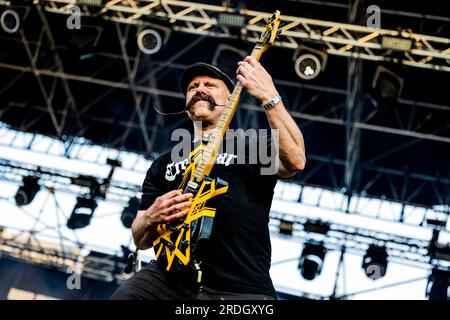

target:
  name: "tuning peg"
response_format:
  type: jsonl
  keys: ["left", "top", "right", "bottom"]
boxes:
{"left": 276, "top": 30, "right": 283, "bottom": 40}
{"left": 269, "top": 12, "right": 278, "bottom": 22}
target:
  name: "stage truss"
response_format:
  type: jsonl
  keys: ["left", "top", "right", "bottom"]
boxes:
{"left": 41, "top": 0, "right": 450, "bottom": 72}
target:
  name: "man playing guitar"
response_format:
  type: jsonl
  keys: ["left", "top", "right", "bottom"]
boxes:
{"left": 112, "top": 13, "right": 305, "bottom": 298}
{"left": 111, "top": 54, "right": 306, "bottom": 300}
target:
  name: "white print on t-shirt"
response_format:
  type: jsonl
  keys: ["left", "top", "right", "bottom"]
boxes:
{"left": 165, "top": 153, "right": 237, "bottom": 181}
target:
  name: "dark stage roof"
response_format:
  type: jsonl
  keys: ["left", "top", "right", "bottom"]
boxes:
{"left": 0, "top": 0, "right": 449, "bottom": 209}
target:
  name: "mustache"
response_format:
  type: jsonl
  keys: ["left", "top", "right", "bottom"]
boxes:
{"left": 186, "top": 92, "right": 217, "bottom": 109}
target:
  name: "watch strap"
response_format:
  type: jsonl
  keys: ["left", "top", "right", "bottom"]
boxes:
{"left": 261, "top": 94, "right": 281, "bottom": 110}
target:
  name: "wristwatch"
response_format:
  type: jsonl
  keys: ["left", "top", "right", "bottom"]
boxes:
{"left": 261, "top": 94, "right": 281, "bottom": 110}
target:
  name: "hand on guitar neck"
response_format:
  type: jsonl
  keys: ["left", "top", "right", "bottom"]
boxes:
{"left": 132, "top": 190, "right": 193, "bottom": 250}
{"left": 236, "top": 56, "right": 279, "bottom": 106}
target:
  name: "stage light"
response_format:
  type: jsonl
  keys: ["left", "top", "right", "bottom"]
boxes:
{"left": 121, "top": 197, "right": 140, "bottom": 229}
{"left": 67, "top": 196, "right": 97, "bottom": 229}
{"left": 1, "top": 6, "right": 29, "bottom": 34}
{"left": 362, "top": 244, "right": 388, "bottom": 280}
{"left": 428, "top": 229, "right": 450, "bottom": 262}
{"left": 218, "top": 13, "right": 246, "bottom": 28}
{"left": 0, "top": 9, "right": 20, "bottom": 33}
{"left": 298, "top": 241, "right": 327, "bottom": 280}
{"left": 295, "top": 54, "right": 321, "bottom": 80}
{"left": 426, "top": 268, "right": 450, "bottom": 300}
{"left": 76, "top": 0, "right": 102, "bottom": 6}
{"left": 426, "top": 219, "right": 447, "bottom": 229}
{"left": 381, "top": 35, "right": 412, "bottom": 52}
{"left": 137, "top": 29, "right": 162, "bottom": 55}
{"left": 371, "top": 65, "right": 404, "bottom": 107}
{"left": 303, "top": 219, "right": 330, "bottom": 234}
{"left": 212, "top": 43, "right": 246, "bottom": 81}
{"left": 68, "top": 25, "right": 103, "bottom": 61}
{"left": 293, "top": 46, "right": 327, "bottom": 80}
{"left": 14, "top": 176, "right": 40, "bottom": 206}
{"left": 71, "top": 174, "right": 104, "bottom": 198}
{"left": 219, "top": 1, "right": 246, "bottom": 24}
{"left": 279, "top": 219, "right": 294, "bottom": 236}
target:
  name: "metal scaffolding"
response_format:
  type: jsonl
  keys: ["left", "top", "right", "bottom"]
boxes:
{"left": 41, "top": 0, "right": 450, "bottom": 72}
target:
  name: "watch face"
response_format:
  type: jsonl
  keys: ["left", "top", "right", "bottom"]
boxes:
{"left": 262, "top": 95, "right": 281, "bottom": 110}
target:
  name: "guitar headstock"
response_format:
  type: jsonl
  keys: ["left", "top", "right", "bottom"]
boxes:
{"left": 256, "top": 10, "right": 281, "bottom": 53}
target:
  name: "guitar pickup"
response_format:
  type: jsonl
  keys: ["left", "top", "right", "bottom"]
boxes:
{"left": 204, "top": 176, "right": 228, "bottom": 189}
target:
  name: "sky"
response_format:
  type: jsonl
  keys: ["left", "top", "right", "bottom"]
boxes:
{"left": 0, "top": 124, "right": 449, "bottom": 300}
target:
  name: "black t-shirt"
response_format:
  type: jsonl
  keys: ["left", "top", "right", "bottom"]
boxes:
{"left": 139, "top": 132, "right": 278, "bottom": 297}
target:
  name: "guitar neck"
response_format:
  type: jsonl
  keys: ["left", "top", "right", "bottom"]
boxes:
{"left": 192, "top": 47, "right": 265, "bottom": 182}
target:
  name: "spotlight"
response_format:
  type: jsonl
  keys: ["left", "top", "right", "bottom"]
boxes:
{"left": 137, "top": 29, "right": 162, "bottom": 55}
{"left": 68, "top": 25, "right": 102, "bottom": 61}
{"left": 293, "top": 46, "right": 327, "bottom": 80}
{"left": 303, "top": 219, "right": 330, "bottom": 234}
{"left": 217, "top": 13, "right": 246, "bottom": 28}
{"left": 1, "top": 6, "right": 30, "bottom": 34}
{"left": 212, "top": 43, "right": 246, "bottom": 82}
{"left": 67, "top": 196, "right": 97, "bottom": 229}
{"left": 428, "top": 229, "right": 450, "bottom": 262}
{"left": 76, "top": 0, "right": 103, "bottom": 6}
{"left": 362, "top": 244, "right": 388, "bottom": 280}
{"left": 426, "top": 219, "right": 447, "bottom": 229}
{"left": 426, "top": 268, "right": 450, "bottom": 300}
{"left": 295, "top": 54, "right": 321, "bottom": 80}
{"left": 381, "top": 36, "right": 412, "bottom": 52}
{"left": 279, "top": 219, "right": 294, "bottom": 236}
{"left": 0, "top": 9, "right": 20, "bottom": 33}
{"left": 218, "top": 0, "right": 246, "bottom": 29}
{"left": 14, "top": 175, "right": 40, "bottom": 206}
{"left": 381, "top": 35, "right": 412, "bottom": 52}
{"left": 121, "top": 197, "right": 140, "bottom": 229}
{"left": 371, "top": 65, "right": 404, "bottom": 107}
{"left": 298, "top": 241, "right": 327, "bottom": 280}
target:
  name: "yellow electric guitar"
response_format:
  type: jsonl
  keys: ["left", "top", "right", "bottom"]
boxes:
{"left": 152, "top": 11, "right": 282, "bottom": 274}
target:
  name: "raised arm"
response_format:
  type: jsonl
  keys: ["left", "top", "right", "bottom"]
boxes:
{"left": 236, "top": 56, "right": 306, "bottom": 178}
